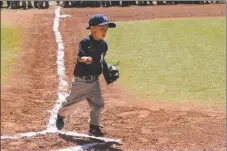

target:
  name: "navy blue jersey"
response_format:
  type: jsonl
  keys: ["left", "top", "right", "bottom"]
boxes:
{"left": 74, "top": 35, "right": 108, "bottom": 76}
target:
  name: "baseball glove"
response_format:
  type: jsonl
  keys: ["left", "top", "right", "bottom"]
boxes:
{"left": 106, "top": 63, "right": 120, "bottom": 84}
{"left": 103, "top": 61, "right": 120, "bottom": 85}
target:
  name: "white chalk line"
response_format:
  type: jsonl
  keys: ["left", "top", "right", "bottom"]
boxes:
{"left": 51, "top": 142, "right": 109, "bottom": 151}
{"left": 1, "top": 130, "right": 120, "bottom": 142}
{"left": 1, "top": 6, "right": 120, "bottom": 151}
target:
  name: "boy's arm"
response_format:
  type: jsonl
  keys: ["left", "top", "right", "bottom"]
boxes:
{"left": 76, "top": 41, "right": 93, "bottom": 64}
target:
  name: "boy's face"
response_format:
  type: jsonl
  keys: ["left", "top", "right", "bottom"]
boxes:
{"left": 91, "top": 24, "right": 108, "bottom": 40}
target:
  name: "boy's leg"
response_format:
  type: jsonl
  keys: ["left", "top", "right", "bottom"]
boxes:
{"left": 87, "top": 80, "right": 104, "bottom": 126}
{"left": 87, "top": 80, "right": 105, "bottom": 136}
{"left": 58, "top": 77, "right": 91, "bottom": 117}
{"left": 56, "top": 77, "right": 91, "bottom": 130}
{"left": 87, "top": 98, "right": 104, "bottom": 126}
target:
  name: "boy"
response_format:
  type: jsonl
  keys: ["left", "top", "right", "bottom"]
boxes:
{"left": 56, "top": 14, "right": 116, "bottom": 137}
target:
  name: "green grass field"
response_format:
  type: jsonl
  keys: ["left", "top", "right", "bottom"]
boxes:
{"left": 106, "top": 17, "right": 226, "bottom": 104}
{"left": 1, "top": 25, "right": 21, "bottom": 85}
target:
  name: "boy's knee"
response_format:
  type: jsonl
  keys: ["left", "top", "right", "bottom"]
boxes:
{"left": 95, "top": 104, "right": 104, "bottom": 112}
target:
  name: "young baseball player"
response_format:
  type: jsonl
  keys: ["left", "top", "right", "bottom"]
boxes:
{"left": 56, "top": 14, "right": 116, "bottom": 137}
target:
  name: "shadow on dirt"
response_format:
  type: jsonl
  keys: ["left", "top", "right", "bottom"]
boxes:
{"left": 59, "top": 133, "right": 123, "bottom": 151}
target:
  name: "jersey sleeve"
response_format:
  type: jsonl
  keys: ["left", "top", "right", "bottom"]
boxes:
{"left": 76, "top": 40, "right": 88, "bottom": 58}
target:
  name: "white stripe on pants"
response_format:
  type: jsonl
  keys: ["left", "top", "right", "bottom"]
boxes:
{"left": 58, "top": 76, "right": 104, "bottom": 126}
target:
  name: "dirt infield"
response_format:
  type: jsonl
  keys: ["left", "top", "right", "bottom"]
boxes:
{"left": 1, "top": 4, "right": 226, "bottom": 151}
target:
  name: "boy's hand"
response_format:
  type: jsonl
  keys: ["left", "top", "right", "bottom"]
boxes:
{"left": 78, "top": 56, "right": 93, "bottom": 64}
{"left": 85, "top": 57, "right": 93, "bottom": 64}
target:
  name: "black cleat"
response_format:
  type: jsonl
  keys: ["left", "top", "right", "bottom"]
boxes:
{"left": 56, "top": 114, "right": 64, "bottom": 130}
{"left": 89, "top": 124, "right": 105, "bottom": 137}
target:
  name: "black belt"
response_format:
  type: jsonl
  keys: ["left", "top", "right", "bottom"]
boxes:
{"left": 78, "top": 75, "right": 99, "bottom": 80}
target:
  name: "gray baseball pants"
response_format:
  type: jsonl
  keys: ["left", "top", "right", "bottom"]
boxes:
{"left": 58, "top": 76, "right": 104, "bottom": 126}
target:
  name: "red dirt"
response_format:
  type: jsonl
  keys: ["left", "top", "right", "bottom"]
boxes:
{"left": 1, "top": 4, "right": 226, "bottom": 151}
